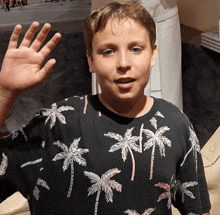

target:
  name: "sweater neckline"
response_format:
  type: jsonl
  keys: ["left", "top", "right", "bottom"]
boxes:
{"left": 89, "top": 94, "right": 158, "bottom": 125}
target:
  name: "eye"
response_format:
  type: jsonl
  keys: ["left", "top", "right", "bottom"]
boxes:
{"left": 103, "top": 49, "right": 114, "bottom": 56}
{"left": 131, "top": 47, "right": 142, "bottom": 53}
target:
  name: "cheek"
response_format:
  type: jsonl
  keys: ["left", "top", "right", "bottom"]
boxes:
{"left": 135, "top": 62, "right": 151, "bottom": 78}
{"left": 134, "top": 54, "right": 152, "bottom": 67}
{"left": 94, "top": 58, "right": 114, "bottom": 77}
{"left": 96, "top": 72, "right": 111, "bottom": 85}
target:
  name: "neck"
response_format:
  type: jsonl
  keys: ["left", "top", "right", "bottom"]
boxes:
{"left": 98, "top": 94, "right": 153, "bottom": 118}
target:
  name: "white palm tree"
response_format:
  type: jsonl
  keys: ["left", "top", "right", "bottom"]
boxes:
{"left": 21, "top": 158, "right": 43, "bottom": 168}
{"left": 180, "top": 181, "right": 198, "bottom": 202}
{"left": 84, "top": 168, "right": 122, "bottom": 215}
{"left": 143, "top": 126, "right": 171, "bottom": 180}
{"left": 124, "top": 208, "right": 156, "bottom": 215}
{"left": 52, "top": 138, "right": 89, "bottom": 197}
{"left": 10, "top": 126, "right": 27, "bottom": 141}
{"left": 104, "top": 127, "right": 140, "bottom": 181}
{"left": 33, "top": 178, "right": 50, "bottom": 200}
{"left": 180, "top": 127, "right": 200, "bottom": 170}
{"left": 0, "top": 153, "right": 8, "bottom": 176}
{"left": 139, "top": 123, "right": 144, "bottom": 153}
{"left": 42, "top": 103, "right": 74, "bottom": 129}
{"left": 150, "top": 117, "right": 157, "bottom": 129}
{"left": 155, "top": 111, "right": 165, "bottom": 118}
{"left": 11, "top": 130, "right": 19, "bottom": 139}
{"left": 150, "top": 111, "right": 165, "bottom": 129}
{"left": 188, "top": 213, "right": 199, "bottom": 215}
{"left": 173, "top": 180, "right": 198, "bottom": 203}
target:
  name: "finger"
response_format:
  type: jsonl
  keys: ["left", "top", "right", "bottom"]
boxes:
{"left": 30, "top": 23, "right": 52, "bottom": 51}
{"left": 8, "top": 24, "right": 22, "bottom": 49}
{"left": 39, "top": 32, "right": 61, "bottom": 58}
{"left": 35, "top": 59, "right": 56, "bottom": 84}
{"left": 19, "top": 22, "right": 40, "bottom": 47}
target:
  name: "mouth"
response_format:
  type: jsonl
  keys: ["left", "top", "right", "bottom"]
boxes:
{"left": 115, "top": 78, "right": 136, "bottom": 84}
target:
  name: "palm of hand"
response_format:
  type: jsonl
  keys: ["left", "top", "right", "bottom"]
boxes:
{"left": 1, "top": 47, "right": 44, "bottom": 92}
{"left": 0, "top": 22, "right": 61, "bottom": 97}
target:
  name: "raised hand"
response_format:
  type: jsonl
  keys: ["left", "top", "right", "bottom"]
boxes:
{"left": 0, "top": 22, "right": 61, "bottom": 98}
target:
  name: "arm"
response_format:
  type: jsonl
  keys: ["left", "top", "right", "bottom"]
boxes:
{"left": 0, "top": 22, "right": 61, "bottom": 131}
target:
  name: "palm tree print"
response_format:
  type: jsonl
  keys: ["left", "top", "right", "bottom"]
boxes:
{"left": 155, "top": 182, "right": 172, "bottom": 209}
{"left": 143, "top": 126, "right": 171, "bottom": 180}
{"left": 180, "top": 127, "right": 200, "bottom": 170}
{"left": 124, "top": 208, "right": 155, "bottom": 215}
{"left": 155, "top": 111, "right": 164, "bottom": 118}
{"left": 173, "top": 180, "right": 198, "bottom": 203}
{"left": 42, "top": 103, "right": 74, "bottom": 129}
{"left": 150, "top": 111, "right": 165, "bottom": 129}
{"left": 52, "top": 137, "right": 89, "bottom": 197}
{"left": 139, "top": 123, "right": 144, "bottom": 153}
{"left": 155, "top": 175, "right": 179, "bottom": 209}
{"left": 33, "top": 178, "right": 50, "bottom": 200}
{"left": 0, "top": 153, "right": 8, "bottom": 176}
{"left": 188, "top": 213, "right": 199, "bottom": 215}
{"left": 83, "top": 95, "right": 88, "bottom": 114}
{"left": 21, "top": 158, "right": 42, "bottom": 168}
{"left": 20, "top": 125, "right": 28, "bottom": 141}
{"left": 9, "top": 125, "right": 27, "bottom": 141}
{"left": 11, "top": 130, "right": 19, "bottom": 139}
{"left": 84, "top": 168, "right": 122, "bottom": 215}
{"left": 150, "top": 117, "right": 157, "bottom": 129}
{"left": 104, "top": 127, "right": 140, "bottom": 181}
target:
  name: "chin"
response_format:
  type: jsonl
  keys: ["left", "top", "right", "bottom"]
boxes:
{"left": 100, "top": 85, "right": 145, "bottom": 101}
{"left": 115, "top": 92, "right": 145, "bottom": 102}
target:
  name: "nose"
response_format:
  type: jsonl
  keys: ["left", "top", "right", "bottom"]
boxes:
{"left": 117, "top": 50, "right": 131, "bottom": 73}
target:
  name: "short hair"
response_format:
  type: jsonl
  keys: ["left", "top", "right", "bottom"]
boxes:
{"left": 83, "top": 0, "right": 156, "bottom": 55}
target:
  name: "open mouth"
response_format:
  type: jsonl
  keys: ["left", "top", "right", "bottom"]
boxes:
{"left": 115, "top": 78, "right": 135, "bottom": 84}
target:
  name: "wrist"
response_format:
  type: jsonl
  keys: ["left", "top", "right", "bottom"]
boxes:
{"left": 0, "top": 86, "right": 20, "bottom": 101}
{"left": 0, "top": 87, "right": 19, "bottom": 131}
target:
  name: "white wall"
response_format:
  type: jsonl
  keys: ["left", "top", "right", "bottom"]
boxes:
{"left": 92, "top": 0, "right": 220, "bottom": 32}
{"left": 91, "top": 0, "right": 111, "bottom": 11}
{"left": 176, "top": 0, "right": 220, "bottom": 32}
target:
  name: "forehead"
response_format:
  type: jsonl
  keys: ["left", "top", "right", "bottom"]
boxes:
{"left": 105, "top": 18, "right": 146, "bottom": 32}
{"left": 92, "top": 18, "right": 150, "bottom": 46}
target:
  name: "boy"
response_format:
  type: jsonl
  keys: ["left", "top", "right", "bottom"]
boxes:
{"left": 0, "top": 0, "right": 210, "bottom": 214}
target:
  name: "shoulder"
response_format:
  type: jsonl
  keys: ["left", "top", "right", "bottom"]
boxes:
{"left": 49, "top": 94, "right": 98, "bottom": 119}
{"left": 153, "top": 97, "right": 182, "bottom": 113}
{"left": 54, "top": 95, "right": 90, "bottom": 110}
{"left": 152, "top": 98, "right": 197, "bottom": 153}
{"left": 153, "top": 97, "right": 191, "bottom": 129}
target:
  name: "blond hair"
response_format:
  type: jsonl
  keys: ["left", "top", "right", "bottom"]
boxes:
{"left": 83, "top": 0, "right": 156, "bottom": 55}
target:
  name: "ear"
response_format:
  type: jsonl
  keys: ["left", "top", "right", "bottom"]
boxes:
{"left": 87, "top": 51, "right": 95, "bottom": 74}
{"left": 150, "top": 44, "right": 158, "bottom": 68}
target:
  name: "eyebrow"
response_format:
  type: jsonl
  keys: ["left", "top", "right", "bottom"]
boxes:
{"left": 96, "top": 43, "right": 117, "bottom": 53}
{"left": 97, "top": 43, "right": 117, "bottom": 49}
{"left": 128, "top": 41, "right": 146, "bottom": 47}
{"left": 97, "top": 40, "right": 146, "bottom": 49}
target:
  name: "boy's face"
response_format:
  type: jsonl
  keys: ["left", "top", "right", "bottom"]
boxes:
{"left": 87, "top": 18, "right": 158, "bottom": 104}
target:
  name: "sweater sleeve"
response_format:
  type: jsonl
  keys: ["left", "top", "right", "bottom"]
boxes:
{"left": 0, "top": 98, "right": 77, "bottom": 204}
{"left": 172, "top": 123, "right": 211, "bottom": 214}
{"left": 0, "top": 111, "right": 48, "bottom": 202}
{"left": 0, "top": 176, "right": 17, "bottom": 203}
